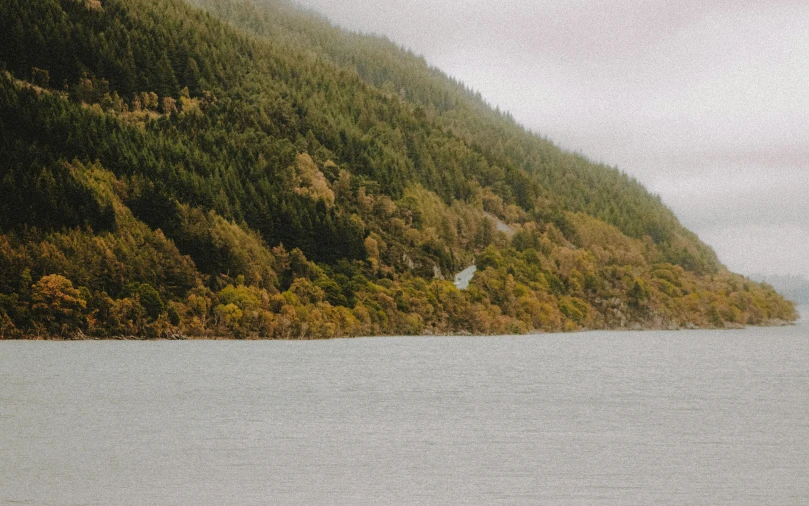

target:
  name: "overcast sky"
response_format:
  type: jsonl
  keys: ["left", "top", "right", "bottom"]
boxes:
{"left": 293, "top": 0, "right": 809, "bottom": 279}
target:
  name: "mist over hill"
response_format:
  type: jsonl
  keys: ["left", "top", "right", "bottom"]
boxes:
{"left": 0, "top": 0, "right": 796, "bottom": 338}
{"left": 751, "top": 275, "right": 809, "bottom": 305}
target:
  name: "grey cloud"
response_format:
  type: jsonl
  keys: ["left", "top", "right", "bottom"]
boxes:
{"left": 700, "top": 225, "right": 809, "bottom": 279}
{"left": 655, "top": 171, "right": 808, "bottom": 229}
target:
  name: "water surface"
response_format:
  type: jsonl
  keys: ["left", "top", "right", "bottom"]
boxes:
{"left": 2, "top": 315, "right": 808, "bottom": 505}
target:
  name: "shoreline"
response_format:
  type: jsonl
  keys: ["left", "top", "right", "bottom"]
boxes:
{"left": 4, "top": 318, "right": 798, "bottom": 341}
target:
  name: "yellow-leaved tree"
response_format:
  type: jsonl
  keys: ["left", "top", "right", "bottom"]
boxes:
{"left": 31, "top": 274, "right": 87, "bottom": 337}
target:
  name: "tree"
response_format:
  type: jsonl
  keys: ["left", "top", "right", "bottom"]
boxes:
{"left": 31, "top": 274, "right": 87, "bottom": 337}
{"left": 136, "top": 284, "right": 164, "bottom": 322}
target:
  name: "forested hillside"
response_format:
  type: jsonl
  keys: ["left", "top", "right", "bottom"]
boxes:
{"left": 0, "top": 0, "right": 796, "bottom": 339}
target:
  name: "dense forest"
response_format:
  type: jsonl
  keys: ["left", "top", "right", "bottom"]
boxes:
{"left": 0, "top": 0, "right": 796, "bottom": 339}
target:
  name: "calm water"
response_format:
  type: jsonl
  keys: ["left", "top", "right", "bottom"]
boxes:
{"left": 2, "top": 312, "right": 808, "bottom": 505}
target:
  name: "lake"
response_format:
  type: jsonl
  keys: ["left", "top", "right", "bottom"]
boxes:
{"left": 1, "top": 309, "right": 807, "bottom": 505}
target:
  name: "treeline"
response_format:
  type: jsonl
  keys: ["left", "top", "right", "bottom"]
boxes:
{"left": 0, "top": 0, "right": 796, "bottom": 338}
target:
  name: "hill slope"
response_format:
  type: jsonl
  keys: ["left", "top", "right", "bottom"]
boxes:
{"left": 752, "top": 275, "right": 809, "bottom": 305}
{"left": 0, "top": 0, "right": 796, "bottom": 338}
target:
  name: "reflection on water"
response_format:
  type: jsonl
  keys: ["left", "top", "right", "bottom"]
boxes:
{"left": 2, "top": 323, "right": 808, "bottom": 505}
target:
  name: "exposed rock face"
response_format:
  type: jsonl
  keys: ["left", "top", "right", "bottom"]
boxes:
{"left": 433, "top": 265, "right": 444, "bottom": 280}
{"left": 483, "top": 212, "right": 515, "bottom": 237}
{"left": 454, "top": 265, "right": 477, "bottom": 290}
